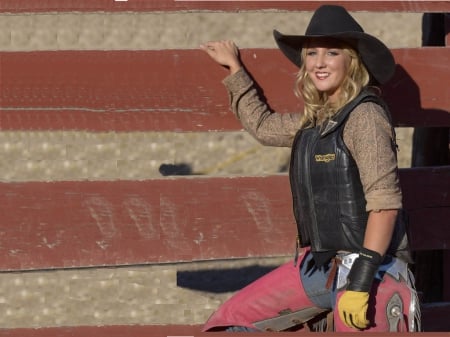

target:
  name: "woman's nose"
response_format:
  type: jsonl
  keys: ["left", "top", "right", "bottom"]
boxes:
{"left": 315, "top": 54, "right": 326, "bottom": 68}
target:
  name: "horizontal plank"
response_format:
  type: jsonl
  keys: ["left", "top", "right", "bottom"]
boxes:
{"left": 421, "top": 302, "right": 450, "bottom": 332}
{"left": 0, "top": 300, "right": 448, "bottom": 335}
{"left": 407, "top": 208, "right": 450, "bottom": 251}
{"left": 0, "top": 48, "right": 448, "bottom": 131}
{"left": 445, "top": 251, "right": 450, "bottom": 301}
{"left": 401, "top": 166, "right": 450, "bottom": 210}
{"left": 0, "top": 167, "right": 448, "bottom": 271}
{"left": 0, "top": 175, "right": 297, "bottom": 271}
{"left": 0, "top": 0, "right": 449, "bottom": 13}
{"left": 0, "top": 325, "right": 203, "bottom": 336}
{"left": 400, "top": 166, "right": 450, "bottom": 251}
{"left": 382, "top": 48, "right": 450, "bottom": 127}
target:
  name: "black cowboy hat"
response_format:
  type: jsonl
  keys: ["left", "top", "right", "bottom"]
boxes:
{"left": 273, "top": 5, "right": 395, "bottom": 85}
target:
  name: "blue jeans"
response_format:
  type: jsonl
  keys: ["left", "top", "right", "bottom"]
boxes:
{"left": 300, "top": 251, "right": 337, "bottom": 310}
{"left": 225, "top": 326, "right": 259, "bottom": 332}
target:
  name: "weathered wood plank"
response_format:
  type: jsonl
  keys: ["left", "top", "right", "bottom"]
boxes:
{"left": 0, "top": 325, "right": 203, "bottom": 336}
{"left": 0, "top": 167, "right": 448, "bottom": 271}
{"left": 1, "top": 48, "right": 448, "bottom": 131}
{"left": 0, "top": 175, "right": 296, "bottom": 271}
{"left": 400, "top": 166, "right": 450, "bottom": 251}
{"left": 444, "top": 251, "right": 450, "bottom": 301}
{"left": 421, "top": 302, "right": 450, "bottom": 331}
{"left": 0, "top": 305, "right": 448, "bottom": 336}
{"left": 407, "top": 208, "right": 450, "bottom": 251}
{"left": 401, "top": 166, "right": 450, "bottom": 210}
{"left": 0, "top": 0, "right": 449, "bottom": 13}
{"left": 446, "top": 12, "right": 450, "bottom": 46}
{"left": 384, "top": 48, "right": 450, "bottom": 127}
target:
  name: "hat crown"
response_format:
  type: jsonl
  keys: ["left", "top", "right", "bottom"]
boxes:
{"left": 305, "top": 5, "right": 364, "bottom": 35}
{"left": 273, "top": 5, "right": 395, "bottom": 84}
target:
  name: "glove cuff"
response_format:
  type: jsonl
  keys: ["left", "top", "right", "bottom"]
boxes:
{"left": 346, "top": 248, "right": 383, "bottom": 292}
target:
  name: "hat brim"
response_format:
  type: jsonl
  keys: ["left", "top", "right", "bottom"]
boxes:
{"left": 273, "top": 29, "right": 395, "bottom": 85}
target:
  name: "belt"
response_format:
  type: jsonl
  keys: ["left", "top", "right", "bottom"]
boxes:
{"left": 334, "top": 252, "right": 410, "bottom": 290}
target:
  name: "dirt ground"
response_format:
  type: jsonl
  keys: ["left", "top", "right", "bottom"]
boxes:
{"left": 0, "top": 10, "right": 422, "bottom": 328}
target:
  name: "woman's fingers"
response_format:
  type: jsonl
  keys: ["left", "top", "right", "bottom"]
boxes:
{"left": 200, "top": 40, "right": 240, "bottom": 69}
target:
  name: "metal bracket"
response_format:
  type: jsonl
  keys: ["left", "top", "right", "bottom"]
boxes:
{"left": 253, "top": 306, "right": 329, "bottom": 332}
{"left": 387, "top": 293, "right": 404, "bottom": 332}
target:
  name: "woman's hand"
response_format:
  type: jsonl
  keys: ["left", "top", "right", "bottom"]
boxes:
{"left": 200, "top": 40, "right": 242, "bottom": 75}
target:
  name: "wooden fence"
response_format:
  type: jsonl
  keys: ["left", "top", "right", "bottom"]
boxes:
{"left": 0, "top": 1, "right": 449, "bottom": 336}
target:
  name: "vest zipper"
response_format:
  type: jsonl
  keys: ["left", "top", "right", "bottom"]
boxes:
{"left": 305, "top": 129, "right": 321, "bottom": 249}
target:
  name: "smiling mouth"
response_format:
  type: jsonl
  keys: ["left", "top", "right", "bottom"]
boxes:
{"left": 316, "top": 72, "right": 330, "bottom": 80}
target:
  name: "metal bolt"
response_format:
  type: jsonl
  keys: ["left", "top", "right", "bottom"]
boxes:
{"left": 390, "top": 305, "right": 402, "bottom": 317}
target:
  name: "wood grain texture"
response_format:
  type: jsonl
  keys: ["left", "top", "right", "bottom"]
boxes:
{"left": 0, "top": 175, "right": 296, "bottom": 271}
{"left": 0, "top": 167, "right": 448, "bottom": 272}
{"left": 0, "top": 316, "right": 448, "bottom": 335}
{"left": 1, "top": 48, "right": 449, "bottom": 131}
{"left": 1, "top": 0, "right": 449, "bottom": 13}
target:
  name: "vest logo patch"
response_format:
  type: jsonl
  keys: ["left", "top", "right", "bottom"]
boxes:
{"left": 315, "top": 153, "right": 336, "bottom": 163}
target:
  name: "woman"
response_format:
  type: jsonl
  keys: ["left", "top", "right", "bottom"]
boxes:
{"left": 200, "top": 5, "right": 419, "bottom": 332}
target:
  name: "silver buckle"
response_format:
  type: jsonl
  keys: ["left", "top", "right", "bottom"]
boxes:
{"left": 336, "top": 253, "right": 409, "bottom": 290}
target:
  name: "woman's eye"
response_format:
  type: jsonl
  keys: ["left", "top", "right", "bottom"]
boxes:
{"left": 306, "top": 50, "right": 316, "bottom": 56}
{"left": 328, "top": 50, "right": 339, "bottom": 56}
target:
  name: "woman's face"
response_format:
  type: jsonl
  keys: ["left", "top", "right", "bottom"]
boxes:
{"left": 304, "top": 40, "right": 351, "bottom": 103}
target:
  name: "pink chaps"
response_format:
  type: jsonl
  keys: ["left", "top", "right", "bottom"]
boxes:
{"left": 203, "top": 249, "right": 314, "bottom": 331}
{"left": 203, "top": 248, "right": 418, "bottom": 332}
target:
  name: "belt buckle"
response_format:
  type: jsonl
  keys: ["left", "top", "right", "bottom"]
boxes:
{"left": 336, "top": 252, "right": 358, "bottom": 290}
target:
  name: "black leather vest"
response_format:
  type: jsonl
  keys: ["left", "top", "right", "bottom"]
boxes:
{"left": 289, "top": 90, "right": 384, "bottom": 254}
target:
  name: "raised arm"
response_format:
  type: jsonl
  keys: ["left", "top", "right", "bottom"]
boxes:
{"left": 200, "top": 40, "right": 301, "bottom": 147}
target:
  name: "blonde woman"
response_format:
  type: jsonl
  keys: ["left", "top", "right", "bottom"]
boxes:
{"left": 200, "top": 5, "right": 419, "bottom": 332}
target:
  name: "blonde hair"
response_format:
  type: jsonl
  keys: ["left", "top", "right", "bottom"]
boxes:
{"left": 294, "top": 41, "right": 370, "bottom": 129}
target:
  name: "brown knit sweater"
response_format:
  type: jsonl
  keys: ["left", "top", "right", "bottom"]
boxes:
{"left": 223, "top": 69, "right": 402, "bottom": 212}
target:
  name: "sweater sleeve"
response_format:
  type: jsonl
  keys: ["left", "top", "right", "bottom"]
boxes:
{"left": 222, "top": 68, "right": 302, "bottom": 147}
{"left": 343, "top": 102, "right": 402, "bottom": 211}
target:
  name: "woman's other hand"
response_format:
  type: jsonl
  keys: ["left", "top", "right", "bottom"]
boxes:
{"left": 200, "top": 40, "right": 242, "bottom": 74}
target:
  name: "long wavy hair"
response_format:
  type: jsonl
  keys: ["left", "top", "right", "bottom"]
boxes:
{"left": 294, "top": 40, "right": 371, "bottom": 129}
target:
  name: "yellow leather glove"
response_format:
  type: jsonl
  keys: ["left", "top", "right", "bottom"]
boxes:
{"left": 337, "top": 290, "right": 370, "bottom": 330}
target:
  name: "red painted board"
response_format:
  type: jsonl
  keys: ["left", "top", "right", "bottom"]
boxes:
{"left": 400, "top": 166, "right": 450, "bottom": 210}
{"left": 400, "top": 166, "right": 450, "bottom": 251}
{"left": 0, "top": 1, "right": 449, "bottom": 13}
{"left": 446, "top": 13, "right": 450, "bottom": 47}
{"left": 1, "top": 48, "right": 448, "bottom": 132}
{"left": 444, "top": 251, "right": 450, "bottom": 301}
{"left": 0, "top": 175, "right": 297, "bottom": 271}
{"left": 0, "top": 325, "right": 202, "bottom": 337}
{"left": 0, "top": 167, "right": 449, "bottom": 272}
{"left": 0, "top": 319, "right": 448, "bottom": 337}
{"left": 0, "top": 317, "right": 449, "bottom": 335}
{"left": 407, "top": 208, "right": 450, "bottom": 251}
{"left": 0, "top": 50, "right": 241, "bottom": 132}
{"left": 383, "top": 48, "right": 450, "bottom": 127}
{"left": 421, "top": 302, "right": 450, "bottom": 331}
